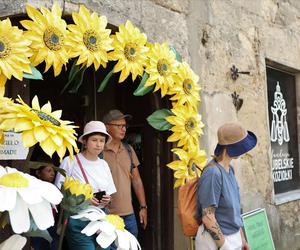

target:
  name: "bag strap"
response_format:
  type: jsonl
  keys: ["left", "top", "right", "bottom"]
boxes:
{"left": 122, "top": 142, "right": 135, "bottom": 173}
{"left": 75, "top": 154, "right": 90, "bottom": 184}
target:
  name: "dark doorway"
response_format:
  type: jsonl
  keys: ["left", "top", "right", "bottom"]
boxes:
{"left": 28, "top": 60, "right": 175, "bottom": 249}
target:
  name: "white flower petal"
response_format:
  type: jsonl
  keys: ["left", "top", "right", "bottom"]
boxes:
{"left": 127, "top": 231, "right": 141, "bottom": 250}
{"left": 39, "top": 181, "right": 63, "bottom": 204}
{"left": 99, "top": 220, "right": 115, "bottom": 235}
{"left": 0, "top": 166, "right": 6, "bottom": 176}
{"left": 9, "top": 195, "right": 30, "bottom": 233}
{"left": 81, "top": 221, "right": 102, "bottom": 236}
{"left": 116, "top": 230, "right": 130, "bottom": 250}
{"left": 17, "top": 187, "right": 43, "bottom": 205}
{"left": 6, "top": 167, "right": 18, "bottom": 174}
{"left": 96, "top": 231, "right": 117, "bottom": 248}
{"left": 28, "top": 199, "right": 54, "bottom": 230}
{"left": 0, "top": 188, "right": 16, "bottom": 211}
{"left": 0, "top": 234, "right": 27, "bottom": 250}
{"left": 71, "top": 207, "right": 106, "bottom": 221}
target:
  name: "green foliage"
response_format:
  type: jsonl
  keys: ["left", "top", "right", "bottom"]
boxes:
{"left": 147, "top": 109, "right": 173, "bottom": 131}
{"left": 169, "top": 46, "right": 182, "bottom": 62}
{"left": 61, "top": 60, "right": 86, "bottom": 94}
{"left": 133, "top": 72, "right": 154, "bottom": 96}
{"left": 97, "top": 68, "right": 114, "bottom": 92}
{"left": 23, "top": 66, "right": 43, "bottom": 80}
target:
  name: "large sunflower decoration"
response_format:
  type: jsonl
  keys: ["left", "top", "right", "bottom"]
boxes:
{"left": 169, "top": 62, "right": 201, "bottom": 109}
{"left": 67, "top": 5, "right": 113, "bottom": 70}
{"left": 0, "top": 18, "right": 32, "bottom": 96}
{"left": 144, "top": 42, "right": 178, "bottom": 97}
{"left": 0, "top": 3, "right": 206, "bottom": 187}
{"left": 21, "top": 3, "right": 70, "bottom": 76}
{"left": 108, "top": 20, "right": 149, "bottom": 83}
{"left": 167, "top": 148, "right": 206, "bottom": 188}
{"left": 0, "top": 96, "right": 78, "bottom": 160}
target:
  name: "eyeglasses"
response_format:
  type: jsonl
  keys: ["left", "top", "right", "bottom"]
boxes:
{"left": 108, "top": 123, "right": 128, "bottom": 129}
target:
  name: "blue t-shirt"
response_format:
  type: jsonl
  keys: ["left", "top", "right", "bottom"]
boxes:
{"left": 196, "top": 160, "right": 243, "bottom": 235}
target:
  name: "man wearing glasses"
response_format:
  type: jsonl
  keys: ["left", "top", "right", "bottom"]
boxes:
{"left": 102, "top": 109, "right": 147, "bottom": 238}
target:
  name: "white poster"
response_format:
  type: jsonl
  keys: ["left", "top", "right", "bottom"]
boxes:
{"left": 0, "top": 132, "right": 29, "bottom": 160}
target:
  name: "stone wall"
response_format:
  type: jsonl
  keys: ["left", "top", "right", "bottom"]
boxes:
{"left": 2, "top": 0, "right": 300, "bottom": 249}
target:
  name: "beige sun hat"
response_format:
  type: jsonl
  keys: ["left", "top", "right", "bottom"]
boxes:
{"left": 78, "top": 121, "right": 112, "bottom": 144}
{"left": 214, "top": 122, "right": 257, "bottom": 157}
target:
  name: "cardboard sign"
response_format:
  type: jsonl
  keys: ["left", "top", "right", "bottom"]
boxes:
{"left": 242, "top": 208, "right": 275, "bottom": 250}
{"left": 0, "top": 132, "right": 29, "bottom": 160}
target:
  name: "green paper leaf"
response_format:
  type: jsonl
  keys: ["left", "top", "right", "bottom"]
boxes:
{"left": 23, "top": 66, "right": 43, "bottom": 80}
{"left": 68, "top": 67, "right": 86, "bottom": 93}
{"left": 97, "top": 68, "right": 114, "bottom": 92}
{"left": 170, "top": 46, "right": 182, "bottom": 62}
{"left": 146, "top": 109, "right": 173, "bottom": 131}
{"left": 61, "top": 61, "right": 85, "bottom": 94}
{"left": 133, "top": 72, "right": 154, "bottom": 96}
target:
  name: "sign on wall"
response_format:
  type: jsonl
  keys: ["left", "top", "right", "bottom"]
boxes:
{"left": 267, "top": 67, "right": 300, "bottom": 194}
{"left": 242, "top": 208, "right": 275, "bottom": 250}
{"left": 0, "top": 132, "right": 29, "bottom": 160}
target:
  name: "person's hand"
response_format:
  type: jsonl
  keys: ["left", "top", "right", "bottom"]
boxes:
{"left": 242, "top": 240, "right": 250, "bottom": 250}
{"left": 139, "top": 208, "right": 147, "bottom": 229}
{"left": 90, "top": 197, "right": 100, "bottom": 206}
{"left": 99, "top": 194, "right": 111, "bottom": 207}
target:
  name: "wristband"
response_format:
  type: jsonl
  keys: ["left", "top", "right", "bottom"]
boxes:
{"left": 140, "top": 205, "right": 147, "bottom": 210}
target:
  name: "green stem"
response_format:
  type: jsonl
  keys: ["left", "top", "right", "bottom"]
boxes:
{"left": 57, "top": 213, "right": 69, "bottom": 250}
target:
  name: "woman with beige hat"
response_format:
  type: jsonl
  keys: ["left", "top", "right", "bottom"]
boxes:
{"left": 195, "top": 122, "right": 257, "bottom": 250}
{"left": 55, "top": 121, "right": 116, "bottom": 250}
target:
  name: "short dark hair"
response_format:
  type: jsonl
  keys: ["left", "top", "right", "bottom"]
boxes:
{"left": 82, "top": 132, "right": 109, "bottom": 143}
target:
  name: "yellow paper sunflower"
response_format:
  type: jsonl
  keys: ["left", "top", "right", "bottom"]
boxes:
{"left": 0, "top": 95, "right": 78, "bottom": 160}
{"left": 108, "top": 20, "right": 149, "bottom": 83}
{"left": 144, "top": 42, "right": 178, "bottom": 97}
{"left": 169, "top": 62, "right": 200, "bottom": 109}
{"left": 167, "top": 147, "right": 207, "bottom": 188}
{"left": 20, "top": 3, "right": 70, "bottom": 76}
{"left": 66, "top": 5, "right": 113, "bottom": 70}
{"left": 0, "top": 18, "right": 32, "bottom": 96}
{"left": 166, "top": 104, "right": 204, "bottom": 150}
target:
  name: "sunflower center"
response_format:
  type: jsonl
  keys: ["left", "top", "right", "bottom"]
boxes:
{"left": 157, "top": 59, "right": 169, "bottom": 76}
{"left": 183, "top": 79, "right": 193, "bottom": 95}
{"left": 185, "top": 117, "right": 196, "bottom": 134}
{"left": 106, "top": 214, "right": 125, "bottom": 231}
{"left": 124, "top": 43, "right": 137, "bottom": 61}
{"left": 43, "top": 27, "right": 64, "bottom": 51}
{"left": 0, "top": 172, "right": 29, "bottom": 188}
{"left": 83, "top": 30, "right": 99, "bottom": 52}
{"left": 0, "top": 38, "right": 11, "bottom": 59}
{"left": 31, "top": 109, "right": 61, "bottom": 126}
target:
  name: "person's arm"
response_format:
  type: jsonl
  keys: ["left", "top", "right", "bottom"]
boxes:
{"left": 131, "top": 167, "right": 147, "bottom": 229}
{"left": 240, "top": 228, "right": 249, "bottom": 250}
{"left": 202, "top": 206, "right": 225, "bottom": 248}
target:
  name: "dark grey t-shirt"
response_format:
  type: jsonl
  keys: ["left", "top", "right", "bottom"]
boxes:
{"left": 196, "top": 160, "right": 243, "bottom": 235}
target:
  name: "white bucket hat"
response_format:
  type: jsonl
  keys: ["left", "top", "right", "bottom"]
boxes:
{"left": 78, "top": 121, "right": 112, "bottom": 144}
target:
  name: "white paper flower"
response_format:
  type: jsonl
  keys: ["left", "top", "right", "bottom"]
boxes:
{"left": 71, "top": 206, "right": 141, "bottom": 250}
{"left": 0, "top": 234, "right": 26, "bottom": 250}
{"left": 0, "top": 166, "right": 63, "bottom": 234}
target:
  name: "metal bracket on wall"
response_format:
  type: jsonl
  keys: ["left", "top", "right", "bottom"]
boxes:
{"left": 230, "top": 65, "right": 250, "bottom": 80}
{"left": 231, "top": 91, "right": 243, "bottom": 111}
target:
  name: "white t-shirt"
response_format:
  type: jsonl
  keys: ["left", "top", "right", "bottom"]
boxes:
{"left": 55, "top": 153, "right": 116, "bottom": 195}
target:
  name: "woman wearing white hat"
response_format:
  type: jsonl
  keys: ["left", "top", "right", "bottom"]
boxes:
{"left": 55, "top": 121, "right": 116, "bottom": 250}
{"left": 195, "top": 122, "right": 257, "bottom": 250}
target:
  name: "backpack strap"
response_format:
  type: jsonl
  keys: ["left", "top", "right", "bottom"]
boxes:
{"left": 122, "top": 142, "right": 135, "bottom": 173}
